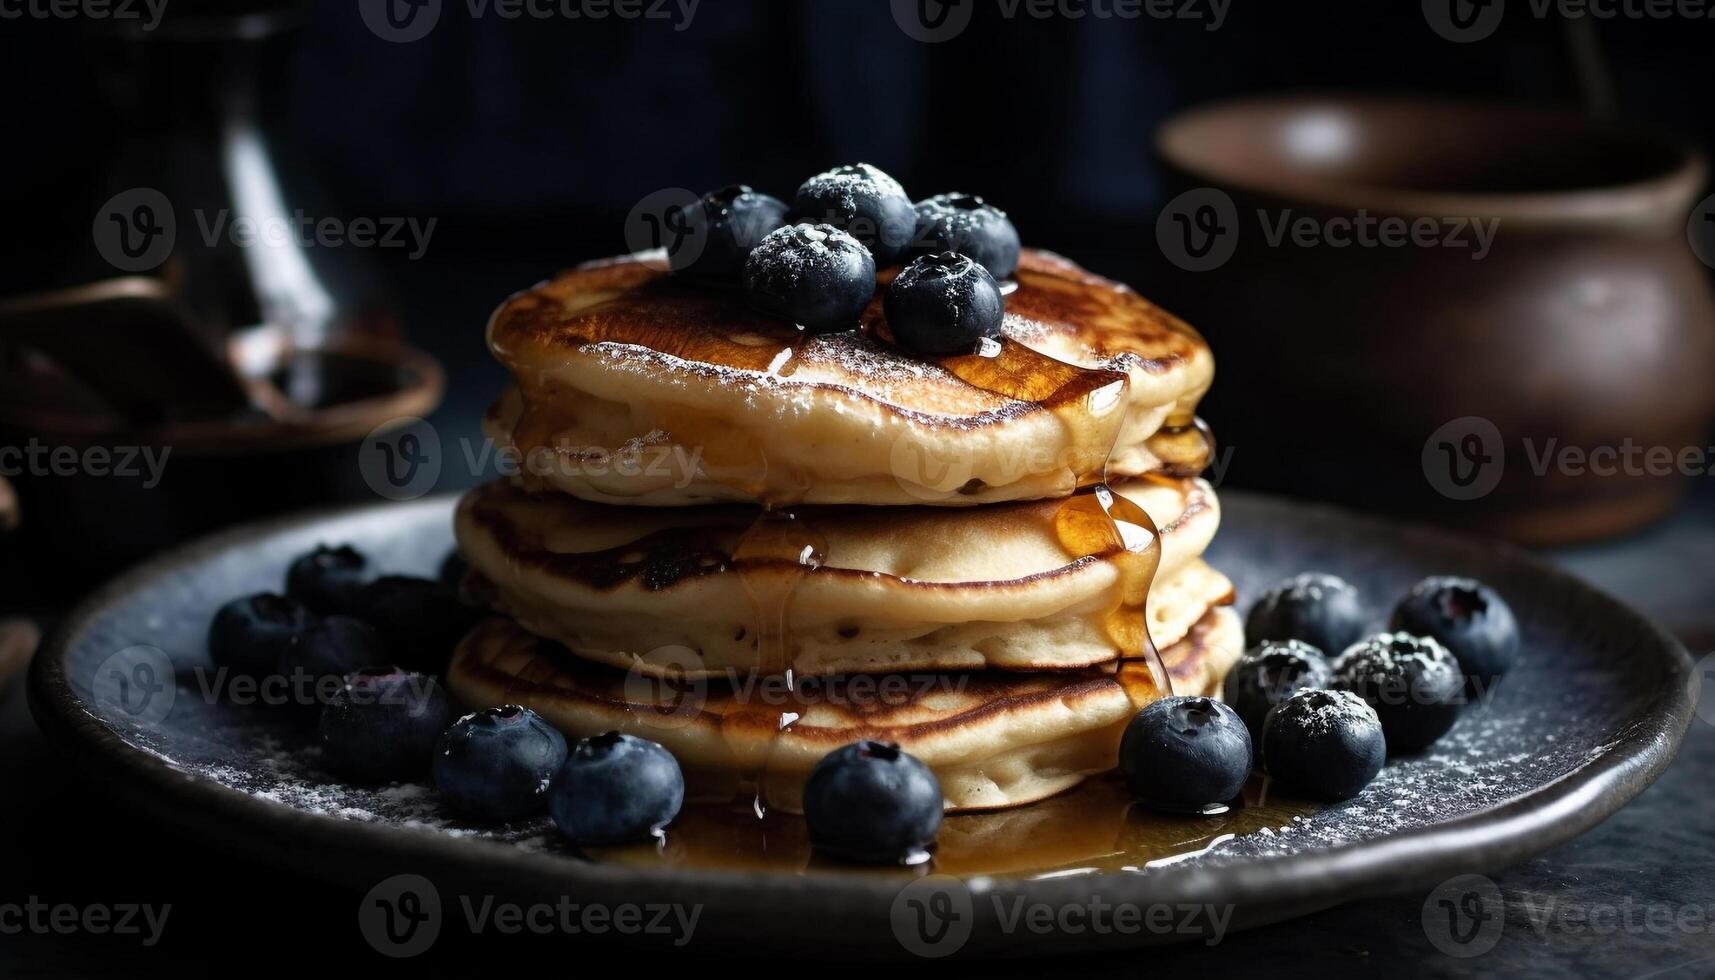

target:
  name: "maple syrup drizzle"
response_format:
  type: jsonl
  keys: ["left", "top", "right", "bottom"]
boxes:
{"left": 724, "top": 507, "right": 827, "bottom": 816}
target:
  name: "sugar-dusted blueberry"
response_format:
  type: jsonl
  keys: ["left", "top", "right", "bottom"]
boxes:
{"left": 1331, "top": 632, "right": 1464, "bottom": 753}
{"left": 279, "top": 615, "right": 387, "bottom": 707}
{"left": 884, "top": 252, "right": 1004, "bottom": 355}
{"left": 1261, "top": 688, "right": 1386, "bottom": 801}
{"left": 1246, "top": 572, "right": 1367, "bottom": 658}
{"left": 802, "top": 740, "right": 942, "bottom": 865}
{"left": 319, "top": 667, "right": 454, "bottom": 783}
{"left": 669, "top": 183, "right": 790, "bottom": 283}
{"left": 791, "top": 162, "right": 916, "bottom": 265}
{"left": 434, "top": 705, "right": 568, "bottom": 822}
{"left": 285, "top": 544, "right": 370, "bottom": 613}
{"left": 549, "top": 731, "right": 685, "bottom": 845}
{"left": 351, "top": 576, "right": 482, "bottom": 675}
{"left": 1222, "top": 639, "right": 1332, "bottom": 743}
{"left": 1390, "top": 576, "right": 1519, "bottom": 686}
{"left": 1120, "top": 696, "right": 1252, "bottom": 813}
{"left": 910, "top": 193, "right": 1021, "bottom": 278}
{"left": 209, "top": 593, "right": 313, "bottom": 679}
{"left": 743, "top": 222, "right": 877, "bottom": 334}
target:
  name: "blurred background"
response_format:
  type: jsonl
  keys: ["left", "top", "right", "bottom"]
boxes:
{"left": 3, "top": 4, "right": 1715, "bottom": 972}
{"left": 2, "top": 0, "right": 1714, "bottom": 600}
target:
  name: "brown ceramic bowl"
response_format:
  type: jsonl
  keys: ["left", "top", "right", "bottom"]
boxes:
{"left": 1154, "top": 95, "right": 1715, "bottom": 544}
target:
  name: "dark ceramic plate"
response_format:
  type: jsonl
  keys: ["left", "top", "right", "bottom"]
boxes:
{"left": 28, "top": 493, "right": 1695, "bottom": 958}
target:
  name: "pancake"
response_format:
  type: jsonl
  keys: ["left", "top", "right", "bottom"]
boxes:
{"left": 485, "top": 249, "right": 1214, "bottom": 507}
{"left": 446, "top": 607, "right": 1244, "bottom": 814}
{"left": 456, "top": 476, "right": 1234, "bottom": 678}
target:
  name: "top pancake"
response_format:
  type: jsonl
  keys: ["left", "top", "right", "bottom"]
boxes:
{"left": 486, "top": 249, "right": 1214, "bottom": 507}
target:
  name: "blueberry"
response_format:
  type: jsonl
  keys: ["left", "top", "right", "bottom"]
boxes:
{"left": 1261, "top": 689, "right": 1386, "bottom": 801}
{"left": 439, "top": 549, "right": 468, "bottom": 589}
{"left": 884, "top": 252, "right": 1004, "bottom": 355}
{"left": 208, "top": 593, "right": 312, "bottom": 679}
{"left": 1331, "top": 632, "right": 1464, "bottom": 753}
{"left": 669, "top": 184, "right": 790, "bottom": 283}
{"left": 910, "top": 193, "right": 1021, "bottom": 279}
{"left": 1389, "top": 576, "right": 1519, "bottom": 686}
{"left": 743, "top": 223, "right": 877, "bottom": 333}
{"left": 319, "top": 667, "right": 454, "bottom": 783}
{"left": 792, "top": 162, "right": 916, "bottom": 265}
{"left": 549, "top": 732, "right": 685, "bottom": 845}
{"left": 1245, "top": 572, "right": 1367, "bottom": 657}
{"left": 285, "top": 544, "right": 370, "bottom": 613}
{"left": 802, "top": 740, "right": 942, "bottom": 865}
{"left": 279, "top": 615, "right": 387, "bottom": 707}
{"left": 351, "top": 576, "right": 482, "bottom": 674}
{"left": 1120, "top": 696, "right": 1252, "bottom": 813}
{"left": 1221, "top": 639, "right": 1332, "bottom": 744}
{"left": 434, "top": 705, "right": 568, "bottom": 822}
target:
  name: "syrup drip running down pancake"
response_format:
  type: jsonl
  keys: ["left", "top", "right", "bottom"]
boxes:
{"left": 447, "top": 608, "right": 1244, "bottom": 814}
{"left": 485, "top": 249, "right": 1215, "bottom": 507}
{"left": 455, "top": 476, "right": 1232, "bottom": 679}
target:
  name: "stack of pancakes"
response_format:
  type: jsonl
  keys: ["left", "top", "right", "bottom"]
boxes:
{"left": 449, "top": 249, "right": 1242, "bottom": 813}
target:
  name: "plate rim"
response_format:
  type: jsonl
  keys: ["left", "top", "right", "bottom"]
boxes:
{"left": 26, "top": 491, "right": 1698, "bottom": 956}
